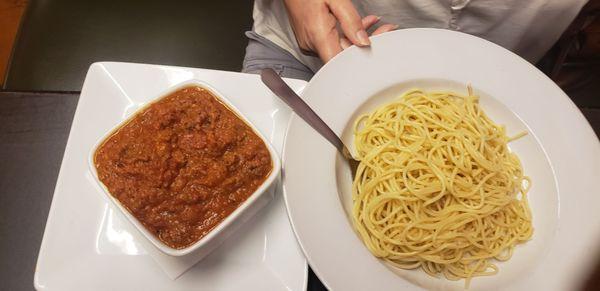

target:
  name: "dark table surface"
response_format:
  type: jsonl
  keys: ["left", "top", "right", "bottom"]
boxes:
{"left": 3, "top": 0, "right": 254, "bottom": 91}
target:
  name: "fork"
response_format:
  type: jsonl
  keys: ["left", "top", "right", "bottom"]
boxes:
{"left": 260, "top": 68, "right": 360, "bottom": 177}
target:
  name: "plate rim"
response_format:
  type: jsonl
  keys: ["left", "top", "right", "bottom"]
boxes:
{"left": 282, "top": 28, "right": 600, "bottom": 290}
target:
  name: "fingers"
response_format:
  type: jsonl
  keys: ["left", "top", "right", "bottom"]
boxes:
{"left": 327, "top": 0, "right": 370, "bottom": 46}
{"left": 340, "top": 15, "right": 378, "bottom": 49}
{"left": 340, "top": 37, "right": 351, "bottom": 50}
{"left": 340, "top": 17, "right": 395, "bottom": 50}
{"left": 372, "top": 23, "right": 399, "bottom": 36}
{"left": 361, "top": 15, "right": 380, "bottom": 30}
{"left": 314, "top": 27, "right": 343, "bottom": 62}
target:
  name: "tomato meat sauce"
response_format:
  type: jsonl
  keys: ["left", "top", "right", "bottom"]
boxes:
{"left": 94, "top": 86, "right": 272, "bottom": 249}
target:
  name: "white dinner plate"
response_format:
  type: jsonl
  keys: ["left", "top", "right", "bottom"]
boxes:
{"left": 282, "top": 28, "right": 600, "bottom": 291}
{"left": 35, "top": 62, "right": 307, "bottom": 291}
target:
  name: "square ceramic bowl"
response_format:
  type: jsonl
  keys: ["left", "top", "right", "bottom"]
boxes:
{"left": 88, "top": 79, "right": 281, "bottom": 257}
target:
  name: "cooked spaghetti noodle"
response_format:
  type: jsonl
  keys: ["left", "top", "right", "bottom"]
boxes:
{"left": 351, "top": 87, "right": 532, "bottom": 287}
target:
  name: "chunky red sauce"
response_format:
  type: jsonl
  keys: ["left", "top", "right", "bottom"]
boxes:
{"left": 94, "top": 86, "right": 272, "bottom": 249}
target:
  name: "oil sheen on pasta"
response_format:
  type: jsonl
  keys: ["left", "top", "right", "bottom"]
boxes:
{"left": 351, "top": 88, "right": 532, "bottom": 287}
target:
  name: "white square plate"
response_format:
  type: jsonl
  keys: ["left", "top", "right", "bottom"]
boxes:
{"left": 34, "top": 62, "right": 307, "bottom": 291}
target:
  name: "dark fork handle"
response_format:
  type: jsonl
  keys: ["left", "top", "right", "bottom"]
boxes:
{"left": 260, "top": 68, "right": 346, "bottom": 154}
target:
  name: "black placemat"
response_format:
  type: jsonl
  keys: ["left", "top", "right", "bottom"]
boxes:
{"left": 0, "top": 91, "right": 78, "bottom": 291}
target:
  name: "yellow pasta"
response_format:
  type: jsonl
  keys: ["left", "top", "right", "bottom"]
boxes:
{"left": 351, "top": 87, "right": 532, "bottom": 288}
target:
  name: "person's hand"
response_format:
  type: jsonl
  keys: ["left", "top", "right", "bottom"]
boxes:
{"left": 284, "top": 0, "right": 398, "bottom": 63}
{"left": 339, "top": 15, "right": 398, "bottom": 50}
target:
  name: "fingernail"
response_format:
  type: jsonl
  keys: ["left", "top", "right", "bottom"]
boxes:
{"left": 356, "top": 30, "right": 370, "bottom": 46}
{"left": 392, "top": 24, "right": 400, "bottom": 30}
{"left": 376, "top": 16, "right": 382, "bottom": 22}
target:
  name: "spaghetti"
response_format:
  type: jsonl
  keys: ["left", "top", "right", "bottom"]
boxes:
{"left": 351, "top": 87, "right": 532, "bottom": 287}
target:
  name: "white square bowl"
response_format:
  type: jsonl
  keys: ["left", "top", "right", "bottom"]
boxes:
{"left": 88, "top": 79, "right": 281, "bottom": 257}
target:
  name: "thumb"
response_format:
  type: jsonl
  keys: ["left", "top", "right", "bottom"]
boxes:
{"left": 313, "top": 28, "right": 343, "bottom": 62}
{"left": 327, "top": 0, "right": 370, "bottom": 46}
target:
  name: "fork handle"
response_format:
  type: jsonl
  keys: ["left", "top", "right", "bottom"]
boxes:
{"left": 260, "top": 68, "right": 346, "bottom": 155}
